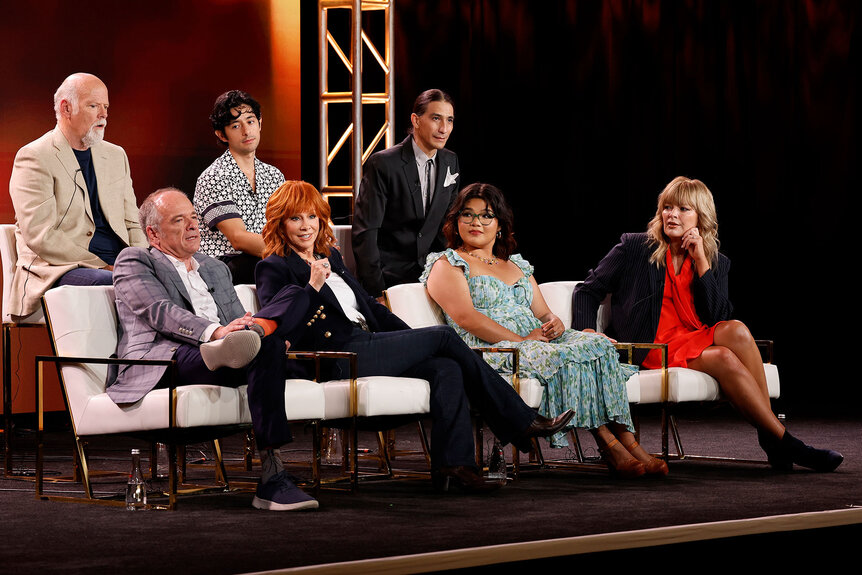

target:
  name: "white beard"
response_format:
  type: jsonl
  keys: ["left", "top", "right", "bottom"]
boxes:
{"left": 81, "top": 122, "right": 106, "bottom": 149}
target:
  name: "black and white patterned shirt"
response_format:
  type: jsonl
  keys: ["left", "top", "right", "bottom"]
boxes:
{"left": 193, "top": 150, "right": 285, "bottom": 258}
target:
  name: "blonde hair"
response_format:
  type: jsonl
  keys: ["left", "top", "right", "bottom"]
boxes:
{"left": 647, "top": 176, "right": 719, "bottom": 267}
{"left": 261, "top": 181, "right": 336, "bottom": 258}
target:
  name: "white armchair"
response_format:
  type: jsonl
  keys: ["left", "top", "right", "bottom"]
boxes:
{"left": 539, "top": 280, "right": 780, "bottom": 461}
{"left": 235, "top": 284, "right": 431, "bottom": 487}
{"left": 38, "top": 285, "right": 327, "bottom": 508}
{"left": 1, "top": 223, "right": 46, "bottom": 477}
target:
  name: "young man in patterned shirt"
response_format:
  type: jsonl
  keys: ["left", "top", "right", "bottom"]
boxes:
{"left": 194, "top": 90, "right": 285, "bottom": 284}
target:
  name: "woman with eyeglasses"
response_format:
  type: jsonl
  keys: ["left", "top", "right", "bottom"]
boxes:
{"left": 253, "top": 181, "right": 577, "bottom": 493}
{"left": 422, "top": 183, "right": 665, "bottom": 478}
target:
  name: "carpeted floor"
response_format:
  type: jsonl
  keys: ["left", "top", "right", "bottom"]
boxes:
{"left": 2, "top": 407, "right": 859, "bottom": 574}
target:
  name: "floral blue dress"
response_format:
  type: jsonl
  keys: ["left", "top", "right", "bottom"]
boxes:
{"left": 421, "top": 249, "right": 637, "bottom": 447}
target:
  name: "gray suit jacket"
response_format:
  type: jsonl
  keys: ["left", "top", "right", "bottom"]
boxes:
{"left": 106, "top": 246, "right": 246, "bottom": 403}
{"left": 9, "top": 128, "right": 147, "bottom": 317}
{"left": 352, "top": 136, "right": 460, "bottom": 297}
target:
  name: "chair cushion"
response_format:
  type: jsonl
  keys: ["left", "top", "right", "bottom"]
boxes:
{"left": 385, "top": 283, "right": 446, "bottom": 328}
{"left": 74, "top": 385, "right": 252, "bottom": 435}
{"left": 44, "top": 285, "right": 326, "bottom": 438}
{"left": 635, "top": 363, "right": 780, "bottom": 404}
{"left": 497, "top": 374, "right": 544, "bottom": 409}
{"left": 234, "top": 284, "right": 260, "bottom": 314}
{"left": 537, "top": 281, "right": 578, "bottom": 330}
{"left": 625, "top": 373, "right": 641, "bottom": 404}
{"left": 284, "top": 379, "right": 326, "bottom": 420}
{"left": 1, "top": 223, "right": 46, "bottom": 324}
{"left": 322, "top": 376, "right": 431, "bottom": 419}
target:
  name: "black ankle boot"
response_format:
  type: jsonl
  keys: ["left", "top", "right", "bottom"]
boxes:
{"left": 781, "top": 431, "right": 844, "bottom": 472}
{"left": 757, "top": 429, "right": 792, "bottom": 471}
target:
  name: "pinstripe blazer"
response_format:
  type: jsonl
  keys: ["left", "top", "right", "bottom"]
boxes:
{"left": 572, "top": 232, "right": 733, "bottom": 345}
{"left": 106, "top": 246, "right": 247, "bottom": 403}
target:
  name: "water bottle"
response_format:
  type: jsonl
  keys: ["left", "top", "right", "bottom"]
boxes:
{"left": 125, "top": 448, "right": 147, "bottom": 511}
{"left": 486, "top": 440, "right": 507, "bottom": 482}
{"left": 324, "top": 428, "right": 339, "bottom": 464}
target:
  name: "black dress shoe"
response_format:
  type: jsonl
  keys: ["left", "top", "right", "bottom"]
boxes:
{"left": 521, "top": 409, "right": 576, "bottom": 439}
{"left": 510, "top": 409, "right": 576, "bottom": 453}
{"left": 431, "top": 466, "right": 504, "bottom": 493}
{"left": 757, "top": 428, "right": 792, "bottom": 471}
{"left": 782, "top": 431, "right": 844, "bottom": 472}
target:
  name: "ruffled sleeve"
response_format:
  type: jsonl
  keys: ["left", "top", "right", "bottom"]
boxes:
{"left": 508, "top": 254, "right": 534, "bottom": 278}
{"left": 420, "top": 248, "right": 470, "bottom": 285}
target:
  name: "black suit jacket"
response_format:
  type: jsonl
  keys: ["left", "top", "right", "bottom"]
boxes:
{"left": 255, "top": 247, "right": 410, "bottom": 353}
{"left": 352, "top": 136, "right": 461, "bottom": 297}
{"left": 572, "top": 233, "right": 733, "bottom": 348}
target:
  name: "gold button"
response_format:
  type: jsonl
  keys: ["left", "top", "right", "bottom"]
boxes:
{"left": 320, "top": 314, "right": 326, "bottom": 319}
{"left": 306, "top": 322, "right": 312, "bottom": 326}
{"left": 319, "top": 306, "right": 324, "bottom": 310}
{"left": 324, "top": 331, "right": 331, "bottom": 338}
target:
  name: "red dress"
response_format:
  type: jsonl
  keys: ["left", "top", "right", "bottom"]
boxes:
{"left": 642, "top": 251, "right": 720, "bottom": 369}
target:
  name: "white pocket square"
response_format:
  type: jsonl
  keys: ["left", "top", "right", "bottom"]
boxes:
{"left": 444, "top": 167, "right": 459, "bottom": 187}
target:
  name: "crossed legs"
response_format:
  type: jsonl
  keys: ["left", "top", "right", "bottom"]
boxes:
{"left": 341, "top": 325, "right": 537, "bottom": 468}
{"left": 687, "top": 320, "right": 784, "bottom": 439}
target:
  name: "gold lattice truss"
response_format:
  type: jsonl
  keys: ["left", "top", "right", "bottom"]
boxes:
{"left": 319, "top": 0, "right": 394, "bottom": 214}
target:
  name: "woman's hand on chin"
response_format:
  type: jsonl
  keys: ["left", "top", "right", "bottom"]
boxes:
{"left": 309, "top": 257, "right": 331, "bottom": 291}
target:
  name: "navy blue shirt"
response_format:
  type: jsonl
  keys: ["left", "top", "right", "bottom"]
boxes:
{"left": 73, "top": 148, "right": 124, "bottom": 265}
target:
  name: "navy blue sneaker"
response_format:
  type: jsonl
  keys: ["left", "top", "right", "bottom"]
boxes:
{"left": 252, "top": 470, "right": 319, "bottom": 511}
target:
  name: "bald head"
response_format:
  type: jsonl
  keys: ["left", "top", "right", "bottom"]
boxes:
{"left": 54, "top": 73, "right": 109, "bottom": 150}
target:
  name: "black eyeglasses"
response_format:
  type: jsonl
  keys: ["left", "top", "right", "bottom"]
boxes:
{"left": 458, "top": 210, "right": 497, "bottom": 225}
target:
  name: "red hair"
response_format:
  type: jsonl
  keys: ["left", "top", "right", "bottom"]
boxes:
{"left": 262, "top": 181, "right": 336, "bottom": 258}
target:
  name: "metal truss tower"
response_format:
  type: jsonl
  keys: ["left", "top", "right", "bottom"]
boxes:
{"left": 319, "top": 0, "right": 394, "bottom": 217}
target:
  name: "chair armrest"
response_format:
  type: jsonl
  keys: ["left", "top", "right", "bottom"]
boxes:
{"left": 611, "top": 342, "right": 670, "bottom": 402}
{"left": 612, "top": 342, "right": 667, "bottom": 367}
{"left": 34, "top": 355, "right": 181, "bottom": 427}
{"left": 470, "top": 346, "right": 521, "bottom": 393}
{"left": 754, "top": 340, "right": 774, "bottom": 363}
{"left": 286, "top": 351, "right": 360, "bottom": 415}
{"left": 285, "top": 351, "right": 357, "bottom": 382}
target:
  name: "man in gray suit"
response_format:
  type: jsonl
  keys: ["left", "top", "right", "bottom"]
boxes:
{"left": 9, "top": 73, "right": 147, "bottom": 318}
{"left": 108, "top": 187, "right": 318, "bottom": 511}
{"left": 352, "top": 89, "right": 460, "bottom": 300}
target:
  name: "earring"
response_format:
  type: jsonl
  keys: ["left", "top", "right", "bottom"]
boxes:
{"left": 496, "top": 231, "right": 502, "bottom": 238}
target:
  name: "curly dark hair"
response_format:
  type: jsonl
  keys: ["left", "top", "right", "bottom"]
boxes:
{"left": 208, "top": 90, "right": 261, "bottom": 145}
{"left": 442, "top": 182, "right": 517, "bottom": 260}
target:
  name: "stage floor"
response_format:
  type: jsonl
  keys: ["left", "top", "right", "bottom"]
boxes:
{"left": 2, "top": 408, "right": 860, "bottom": 574}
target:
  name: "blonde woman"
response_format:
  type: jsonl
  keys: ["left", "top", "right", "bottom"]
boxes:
{"left": 573, "top": 176, "right": 842, "bottom": 472}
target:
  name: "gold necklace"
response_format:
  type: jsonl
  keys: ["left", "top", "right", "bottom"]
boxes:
{"left": 459, "top": 248, "right": 499, "bottom": 265}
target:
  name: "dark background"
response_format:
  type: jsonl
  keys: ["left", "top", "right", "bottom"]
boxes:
{"left": 1, "top": 0, "right": 858, "bottom": 413}
{"left": 303, "top": 1, "right": 860, "bottom": 413}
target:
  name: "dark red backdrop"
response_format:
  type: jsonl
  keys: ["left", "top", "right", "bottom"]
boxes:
{"left": 1, "top": 0, "right": 858, "bottom": 412}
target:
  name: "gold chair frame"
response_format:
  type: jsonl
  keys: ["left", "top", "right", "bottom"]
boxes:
{"left": 34, "top": 352, "right": 248, "bottom": 510}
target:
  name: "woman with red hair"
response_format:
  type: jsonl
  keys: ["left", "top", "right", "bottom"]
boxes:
{"left": 255, "top": 181, "right": 575, "bottom": 493}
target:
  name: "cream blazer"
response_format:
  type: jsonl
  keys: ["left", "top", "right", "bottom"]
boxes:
{"left": 8, "top": 128, "right": 147, "bottom": 317}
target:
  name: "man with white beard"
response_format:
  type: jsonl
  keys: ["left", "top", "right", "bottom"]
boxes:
{"left": 8, "top": 73, "right": 147, "bottom": 318}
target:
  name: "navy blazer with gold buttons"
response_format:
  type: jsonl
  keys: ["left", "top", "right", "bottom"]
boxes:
{"left": 255, "top": 247, "right": 410, "bottom": 354}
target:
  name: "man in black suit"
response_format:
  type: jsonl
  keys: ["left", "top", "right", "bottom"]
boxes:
{"left": 352, "top": 89, "right": 460, "bottom": 300}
